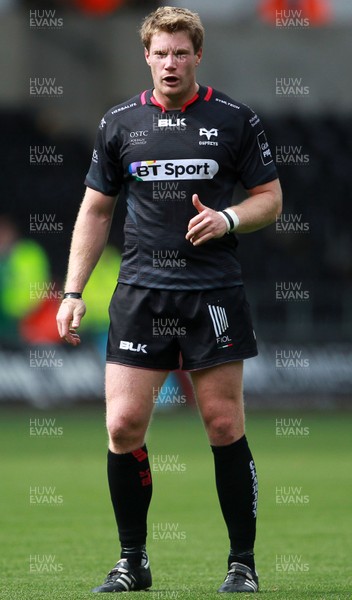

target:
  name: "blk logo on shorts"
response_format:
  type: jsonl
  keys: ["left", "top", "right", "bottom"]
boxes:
{"left": 119, "top": 340, "right": 147, "bottom": 354}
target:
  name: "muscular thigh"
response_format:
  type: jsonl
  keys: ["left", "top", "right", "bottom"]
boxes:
{"left": 191, "top": 361, "right": 245, "bottom": 445}
{"left": 105, "top": 363, "right": 168, "bottom": 451}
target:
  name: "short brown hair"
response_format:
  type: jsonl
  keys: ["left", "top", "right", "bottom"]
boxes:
{"left": 140, "top": 6, "right": 204, "bottom": 53}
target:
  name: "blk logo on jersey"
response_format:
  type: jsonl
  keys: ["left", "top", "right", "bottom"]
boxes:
{"left": 129, "top": 159, "right": 219, "bottom": 181}
{"left": 158, "top": 117, "right": 186, "bottom": 128}
{"left": 152, "top": 114, "right": 186, "bottom": 132}
{"left": 208, "top": 304, "right": 233, "bottom": 349}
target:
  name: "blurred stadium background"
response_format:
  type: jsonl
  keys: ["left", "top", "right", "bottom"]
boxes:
{"left": 0, "top": 0, "right": 351, "bottom": 408}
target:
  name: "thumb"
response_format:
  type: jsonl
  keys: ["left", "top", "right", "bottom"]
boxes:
{"left": 192, "top": 194, "right": 206, "bottom": 213}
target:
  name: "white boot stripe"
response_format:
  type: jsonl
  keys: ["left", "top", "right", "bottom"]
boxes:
{"left": 244, "top": 579, "right": 258, "bottom": 591}
{"left": 118, "top": 579, "right": 129, "bottom": 591}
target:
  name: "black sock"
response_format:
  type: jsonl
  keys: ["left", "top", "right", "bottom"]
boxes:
{"left": 107, "top": 445, "right": 152, "bottom": 552}
{"left": 211, "top": 435, "right": 258, "bottom": 571}
{"left": 228, "top": 550, "right": 255, "bottom": 572}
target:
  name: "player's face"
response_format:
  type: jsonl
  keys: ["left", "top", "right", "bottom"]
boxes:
{"left": 145, "top": 31, "right": 202, "bottom": 110}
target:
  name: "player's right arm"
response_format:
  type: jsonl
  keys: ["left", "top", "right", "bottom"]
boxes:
{"left": 56, "top": 186, "right": 116, "bottom": 346}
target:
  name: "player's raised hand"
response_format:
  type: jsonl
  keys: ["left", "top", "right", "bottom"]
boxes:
{"left": 185, "top": 194, "right": 228, "bottom": 246}
{"left": 56, "top": 298, "right": 86, "bottom": 346}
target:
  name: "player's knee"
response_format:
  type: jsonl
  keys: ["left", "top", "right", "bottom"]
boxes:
{"left": 106, "top": 413, "right": 145, "bottom": 451}
{"left": 204, "top": 414, "right": 238, "bottom": 445}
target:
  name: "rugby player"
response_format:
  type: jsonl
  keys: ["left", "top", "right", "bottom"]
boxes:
{"left": 57, "top": 5, "right": 282, "bottom": 593}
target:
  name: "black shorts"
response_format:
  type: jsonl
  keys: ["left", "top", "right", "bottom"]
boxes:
{"left": 106, "top": 283, "right": 258, "bottom": 371}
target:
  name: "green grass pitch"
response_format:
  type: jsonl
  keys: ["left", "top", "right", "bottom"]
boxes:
{"left": 1, "top": 407, "right": 351, "bottom": 599}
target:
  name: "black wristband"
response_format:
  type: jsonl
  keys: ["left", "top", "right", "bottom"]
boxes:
{"left": 220, "top": 210, "right": 235, "bottom": 232}
{"left": 64, "top": 292, "right": 82, "bottom": 299}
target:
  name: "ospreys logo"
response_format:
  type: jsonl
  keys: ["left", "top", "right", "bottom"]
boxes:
{"left": 199, "top": 128, "right": 219, "bottom": 146}
{"left": 129, "top": 159, "right": 219, "bottom": 181}
{"left": 199, "top": 128, "right": 218, "bottom": 140}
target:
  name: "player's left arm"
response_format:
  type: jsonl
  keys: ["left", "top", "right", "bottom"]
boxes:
{"left": 186, "top": 178, "right": 282, "bottom": 246}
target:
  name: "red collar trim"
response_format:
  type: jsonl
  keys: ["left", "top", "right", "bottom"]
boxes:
{"left": 180, "top": 92, "right": 199, "bottom": 112}
{"left": 204, "top": 86, "right": 213, "bottom": 101}
{"left": 144, "top": 86, "right": 212, "bottom": 111}
{"left": 150, "top": 95, "right": 166, "bottom": 113}
{"left": 149, "top": 88, "right": 203, "bottom": 112}
{"left": 140, "top": 90, "right": 148, "bottom": 105}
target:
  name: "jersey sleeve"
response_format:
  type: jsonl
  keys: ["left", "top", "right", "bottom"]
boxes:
{"left": 236, "top": 107, "right": 278, "bottom": 189}
{"left": 84, "top": 115, "right": 123, "bottom": 196}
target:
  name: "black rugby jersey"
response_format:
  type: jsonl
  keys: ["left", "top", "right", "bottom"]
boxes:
{"left": 85, "top": 85, "right": 277, "bottom": 290}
